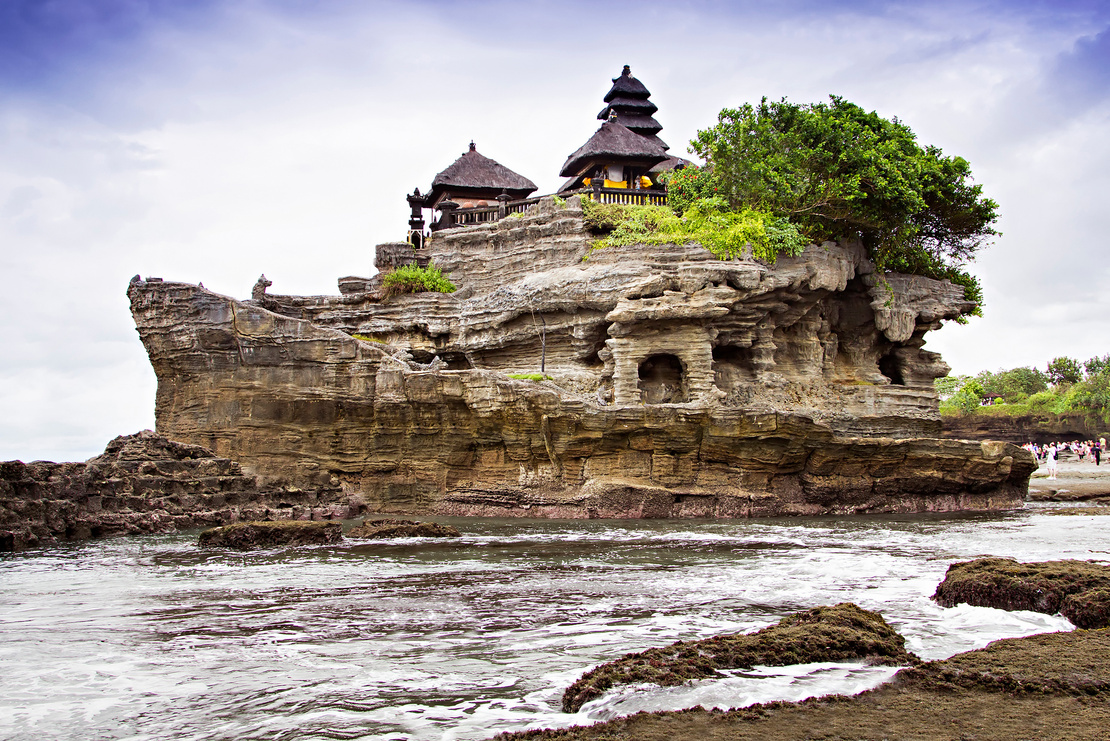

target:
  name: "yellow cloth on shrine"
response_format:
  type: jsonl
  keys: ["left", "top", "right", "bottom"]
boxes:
{"left": 603, "top": 179, "right": 627, "bottom": 189}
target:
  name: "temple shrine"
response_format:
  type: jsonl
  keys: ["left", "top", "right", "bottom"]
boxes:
{"left": 407, "top": 65, "right": 686, "bottom": 242}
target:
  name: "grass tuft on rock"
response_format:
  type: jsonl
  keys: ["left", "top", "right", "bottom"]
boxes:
{"left": 932, "top": 558, "right": 1110, "bottom": 627}
{"left": 560, "top": 602, "right": 916, "bottom": 713}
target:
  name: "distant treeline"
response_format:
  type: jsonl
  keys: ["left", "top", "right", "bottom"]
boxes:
{"left": 937, "top": 354, "right": 1110, "bottom": 421}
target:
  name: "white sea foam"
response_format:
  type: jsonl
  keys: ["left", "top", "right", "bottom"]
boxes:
{"left": 2, "top": 512, "right": 1108, "bottom": 740}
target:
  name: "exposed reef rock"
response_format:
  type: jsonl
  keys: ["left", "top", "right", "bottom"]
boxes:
{"left": 198, "top": 520, "right": 343, "bottom": 549}
{"left": 348, "top": 518, "right": 461, "bottom": 538}
{"left": 495, "top": 630, "right": 1110, "bottom": 741}
{"left": 129, "top": 197, "right": 1034, "bottom": 516}
{"left": 933, "top": 558, "right": 1110, "bottom": 628}
{"left": 562, "top": 603, "right": 916, "bottom": 713}
{"left": 0, "top": 431, "right": 363, "bottom": 550}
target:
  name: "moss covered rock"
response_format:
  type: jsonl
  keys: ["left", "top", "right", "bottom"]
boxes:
{"left": 198, "top": 520, "right": 342, "bottom": 549}
{"left": 933, "top": 558, "right": 1110, "bottom": 627}
{"left": 561, "top": 602, "right": 917, "bottom": 713}
{"left": 348, "top": 518, "right": 461, "bottom": 539}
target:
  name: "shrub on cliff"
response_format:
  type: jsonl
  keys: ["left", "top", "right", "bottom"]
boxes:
{"left": 690, "top": 96, "right": 998, "bottom": 311}
{"left": 381, "top": 263, "right": 456, "bottom": 296}
{"left": 582, "top": 197, "right": 807, "bottom": 263}
{"left": 657, "top": 164, "right": 718, "bottom": 214}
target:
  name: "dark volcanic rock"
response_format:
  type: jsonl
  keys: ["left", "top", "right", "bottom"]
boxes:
{"left": 498, "top": 629, "right": 1110, "bottom": 741}
{"left": 0, "top": 430, "right": 361, "bottom": 550}
{"left": 198, "top": 520, "right": 343, "bottom": 549}
{"left": 348, "top": 518, "right": 461, "bottom": 538}
{"left": 933, "top": 558, "right": 1110, "bottom": 628}
{"left": 561, "top": 602, "right": 917, "bottom": 713}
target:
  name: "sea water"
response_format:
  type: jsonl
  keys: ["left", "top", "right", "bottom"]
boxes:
{"left": 1, "top": 506, "right": 1104, "bottom": 740}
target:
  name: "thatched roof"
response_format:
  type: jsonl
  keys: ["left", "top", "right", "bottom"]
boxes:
{"left": 603, "top": 65, "right": 650, "bottom": 102}
{"left": 559, "top": 120, "right": 669, "bottom": 178}
{"left": 604, "top": 113, "right": 663, "bottom": 136}
{"left": 427, "top": 142, "right": 537, "bottom": 203}
{"left": 597, "top": 96, "right": 658, "bottom": 119}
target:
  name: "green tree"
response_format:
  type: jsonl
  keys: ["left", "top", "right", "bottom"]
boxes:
{"left": 1084, "top": 354, "right": 1110, "bottom": 378}
{"left": 1046, "top": 356, "right": 1082, "bottom": 386}
{"left": 690, "top": 96, "right": 998, "bottom": 309}
{"left": 934, "top": 374, "right": 969, "bottom": 400}
{"left": 975, "top": 366, "right": 1048, "bottom": 401}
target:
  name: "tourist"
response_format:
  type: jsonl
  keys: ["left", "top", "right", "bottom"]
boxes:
{"left": 1046, "top": 445, "right": 1058, "bottom": 480}
{"left": 1096, "top": 444, "right": 1102, "bottom": 466}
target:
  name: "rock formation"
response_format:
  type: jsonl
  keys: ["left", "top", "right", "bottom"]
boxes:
{"left": 348, "top": 518, "right": 462, "bottom": 538}
{"left": 562, "top": 602, "right": 916, "bottom": 713}
{"left": 933, "top": 558, "right": 1110, "bottom": 629}
{"left": 0, "top": 430, "right": 364, "bottom": 550}
{"left": 128, "top": 196, "right": 1034, "bottom": 517}
{"left": 198, "top": 520, "right": 343, "bottom": 549}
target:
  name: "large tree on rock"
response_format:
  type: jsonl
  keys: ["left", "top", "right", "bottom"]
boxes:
{"left": 690, "top": 96, "right": 999, "bottom": 309}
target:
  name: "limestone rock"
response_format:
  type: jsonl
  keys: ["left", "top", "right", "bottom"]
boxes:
{"left": 347, "top": 518, "right": 461, "bottom": 538}
{"left": 127, "top": 205, "right": 1028, "bottom": 518}
{"left": 562, "top": 602, "right": 916, "bottom": 713}
{"left": 198, "top": 520, "right": 343, "bottom": 549}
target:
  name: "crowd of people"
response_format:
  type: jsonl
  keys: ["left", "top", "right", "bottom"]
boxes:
{"left": 1021, "top": 438, "right": 1106, "bottom": 480}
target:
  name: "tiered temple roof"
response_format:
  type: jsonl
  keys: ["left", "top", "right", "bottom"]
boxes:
{"left": 596, "top": 65, "right": 667, "bottom": 151}
{"left": 559, "top": 119, "right": 668, "bottom": 179}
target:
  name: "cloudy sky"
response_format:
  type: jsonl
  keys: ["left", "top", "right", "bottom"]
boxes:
{"left": 2, "top": 0, "right": 1108, "bottom": 461}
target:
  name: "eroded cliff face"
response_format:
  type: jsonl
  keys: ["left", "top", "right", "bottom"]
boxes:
{"left": 129, "top": 197, "right": 1032, "bottom": 516}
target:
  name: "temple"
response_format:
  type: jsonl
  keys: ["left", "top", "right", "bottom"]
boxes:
{"left": 125, "top": 64, "right": 1036, "bottom": 520}
{"left": 409, "top": 66, "right": 682, "bottom": 239}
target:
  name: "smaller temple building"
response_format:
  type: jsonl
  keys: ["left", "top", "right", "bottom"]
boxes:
{"left": 426, "top": 141, "right": 537, "bottom": 210}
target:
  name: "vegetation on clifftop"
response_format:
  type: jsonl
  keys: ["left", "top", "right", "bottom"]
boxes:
{"left": 583, "top": 197, "right": 807, "bottom": 262}
{"left": 589, "top": 96, "right": 997, "bottom": 313}
{"left": 937, "top": 353, "right": 1110, "bottom": 423}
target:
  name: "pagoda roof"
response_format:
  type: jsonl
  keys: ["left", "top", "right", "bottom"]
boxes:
{"left": 603, "top": 65, "right": 651, "bottom": 102}
{"left": 428, "top": 142, "right": 537, "bottom": 202}
{"left": 559, "top": 119, "right": 668, "bottom": 178}
{"left": 597, "top": 96, "right": 658, "bottom": 119}
{"left": 604, "top": 113, "right": 663, "bottom": 135}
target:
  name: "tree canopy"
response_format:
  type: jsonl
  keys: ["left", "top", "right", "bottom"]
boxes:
{"left": 938, "top": 353, "right": 1110, "bottom": 422}
{"left": 690, "top": 96, "right": 999, "bottom": 307}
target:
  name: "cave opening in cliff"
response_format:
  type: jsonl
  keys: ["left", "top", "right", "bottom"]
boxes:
{"left": 638, "top": 354, "right": 687, "bottom": 404}
{"left": 879, "top": 352, "right": 905, "bottom": 386}
{"left": 712, "top": 344, "right": 755, "bottom": 390}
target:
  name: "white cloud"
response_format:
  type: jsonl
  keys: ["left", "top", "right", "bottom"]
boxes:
{"left": 2, "top": 0, "right": 1108, "bottom": 459}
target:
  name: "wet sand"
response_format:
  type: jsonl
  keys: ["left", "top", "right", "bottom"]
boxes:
{"left": 1027, "top": 455, "right": 1110, "bottom": 502}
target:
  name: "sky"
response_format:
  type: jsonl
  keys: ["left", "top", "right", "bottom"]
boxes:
{"left": 2, "top": 0, "right": 1109, "bottom": 462}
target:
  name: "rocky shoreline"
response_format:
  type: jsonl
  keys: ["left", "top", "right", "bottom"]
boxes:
{"left": 496, "top": 559, "right": 1110, "bottom": 741}
{"left": 0, "top": 430, "right": 365, "bottom": 551}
